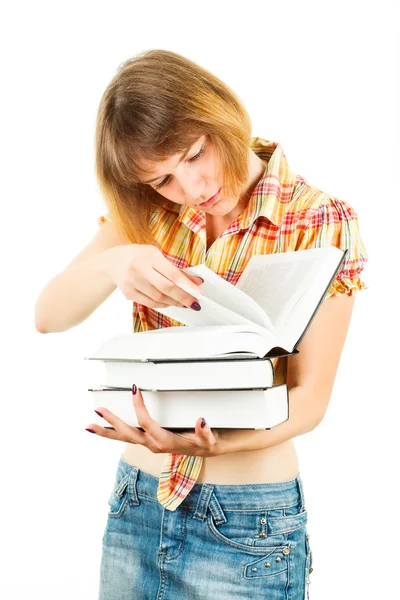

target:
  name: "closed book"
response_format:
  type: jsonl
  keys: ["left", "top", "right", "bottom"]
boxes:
{"left": 89, "top": 384, "right": 289, "bottom": 431}
{"left": 96, "top": 357, "right": 274, "bottom": 390}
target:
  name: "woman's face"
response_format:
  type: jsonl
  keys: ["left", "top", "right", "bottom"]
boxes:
{"left": 139, "top": 134, "right": 233, "bottom": 214}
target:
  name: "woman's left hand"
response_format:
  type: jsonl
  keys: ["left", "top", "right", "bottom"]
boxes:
{"left": 85, "top": 385, "right": 221, "bottom": 458}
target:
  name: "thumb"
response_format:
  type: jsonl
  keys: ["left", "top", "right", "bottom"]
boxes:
{"left": 180, "top": 272, "right": 205, "bottom": 296}
{"left": 183, "top": 273, "right": 204, "bottom": 286}
{"left": 196, "top": 417, "right": 217, "bottom": 444}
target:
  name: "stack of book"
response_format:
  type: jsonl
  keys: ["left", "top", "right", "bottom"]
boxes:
{"left": 85, "top": 246, "right": 347, "bottom": 431}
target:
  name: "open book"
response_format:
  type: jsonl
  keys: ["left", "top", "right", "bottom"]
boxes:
{"left": 87, "top": 246, "right": 346, "bottom": 362}
{"left": 154, "top": 246, "right": 347, "bottom": 357}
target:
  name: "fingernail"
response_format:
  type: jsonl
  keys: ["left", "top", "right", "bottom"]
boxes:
{"left": 94, "top": 410, "right": 103, "bottom": 418}
{"left": 191, "top": 302, "right": 201, "bottom": 311}
{"left": 201, "top": 418, "right": 206, "bottom": 428}
{"left": 132, "top": 384, "right": 137, "bottom": 395}
{"left": 86, "top": 428, "right": 96, "bottom": 434}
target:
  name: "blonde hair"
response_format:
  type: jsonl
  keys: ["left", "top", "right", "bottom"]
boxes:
{"left": 95, "top": 49, "right": 252, "bottom": 245}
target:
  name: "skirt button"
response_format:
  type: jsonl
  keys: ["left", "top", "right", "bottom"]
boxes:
{"left": 282, "top": 547, "right": 290, "bottom": 555}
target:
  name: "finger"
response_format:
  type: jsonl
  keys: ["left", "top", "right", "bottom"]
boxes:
{"left": 152, "top": 257, "right": 206, "bottom": 299}
{"left": 195, "top": 416, "right": 217, "bottom": 446}
{"left": 125, "top": 288, "right": 172, "bottom": 308}
{"left": 85, "top": 424, "right": 131, "bottom": 442}
{"left": 184, "top": 273, "right": 204, "bottom": 286}
{"left": 93, "top": 406, "right": 148, "bottom": 445}
{"left": 131, "top": 386, "right": 173, "bottom": 449}
{"left": 149, "top": 269, "right": 205, "bottom": 307}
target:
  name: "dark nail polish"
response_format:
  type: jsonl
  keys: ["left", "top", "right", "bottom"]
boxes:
{"left": 191, "top": 301, "right": 201, "bottom": 311}
{"left": 201, "top": 418, "right": 206, "bottom": 428}
{"left": 86, "top": 428, "right": 96, "bottom": 434}
{"left": 94, "top": 410, "right": 103, "bottom": 418}
{"left": 132, "top": 384, "right": 137, "bottom": 395}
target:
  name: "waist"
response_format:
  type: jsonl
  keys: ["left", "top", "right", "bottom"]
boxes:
{"left": 122, "top": 438, "right": 299, "bottom": 484}
{"left": 117, "top": 454, "right": 305, "bottom": 511}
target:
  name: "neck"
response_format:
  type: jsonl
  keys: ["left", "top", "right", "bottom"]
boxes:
{"left": 237, "top": 149, "right": 268, "bottom": 210}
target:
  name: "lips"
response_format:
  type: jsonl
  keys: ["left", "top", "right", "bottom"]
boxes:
{"left": 205, "top": 190, "right": 219, "bottom": 203}
{"left": 200, "top": 188, "right": 221, "bottom": 207}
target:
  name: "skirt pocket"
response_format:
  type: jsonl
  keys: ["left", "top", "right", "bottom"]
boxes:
{"left": 265, "top": 504, "right": 308, "bottom": 544}
{"left": 207, "top": 499, "right": 307, "bottom": 553}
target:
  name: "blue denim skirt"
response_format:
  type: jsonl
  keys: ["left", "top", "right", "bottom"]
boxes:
{"left": 98, "top": 455, "right": 313, "bottom": 600}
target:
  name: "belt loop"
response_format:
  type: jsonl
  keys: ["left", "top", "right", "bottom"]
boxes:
{"left": 193, "top": 484, "right": 214, "bottom": 522}
{"left": 193, "top": 485, "right": 228, "bottom": 525}
{"left": 296, "top": 474, "right": 306, "bottom": 512}
{"left": 208, "top": 491, "right": 227, "bottom": 525}
{"left": 128, "top": 466, "right": 140, "bottom": 506}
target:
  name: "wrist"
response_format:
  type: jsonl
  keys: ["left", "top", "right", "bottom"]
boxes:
{"left": 99, "top": 247, "right": 121, "bottom": 281}
{"left": 209, "top": 429, "right": 235, "bottom": 457}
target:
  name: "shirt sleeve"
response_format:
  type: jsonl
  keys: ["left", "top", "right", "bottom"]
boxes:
{"left": 295, "top": 196, "right": 369, "bottom": 299}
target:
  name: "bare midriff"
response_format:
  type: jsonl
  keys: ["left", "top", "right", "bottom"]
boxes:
{"left": 122, "top": 438, "right": 299, "bottom": 484}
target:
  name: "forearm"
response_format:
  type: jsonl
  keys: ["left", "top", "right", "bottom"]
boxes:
{"left": 214, "top": 385, "right": 322, "bottom": 456}
{"left": 35, "top": 249, "right": 118, "bottom": 333}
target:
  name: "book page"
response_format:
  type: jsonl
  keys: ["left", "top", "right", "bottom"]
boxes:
{"left": 277, "top": 247, "right": 347, "bottom": 350}
{"left": 87, "top": 324, "right": 277, "bottom": 361}
{"left": 153, "top": 264, "right": 274, "bottom": 333}
{"left": 183, "top": 264, "right": 275, "bottom": 332}
{"left": 154, "top": 282, "right": 263, "bottom": 328}
{"left": 236, "top": 262, "right": 314, "bottom": 330}
{"left": 236, "top": 248, "right": 340, "bottom": 330}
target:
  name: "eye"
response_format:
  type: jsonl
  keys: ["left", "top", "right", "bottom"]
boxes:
{"left": 154, "top": 144, "right": 205, "bottom": 190}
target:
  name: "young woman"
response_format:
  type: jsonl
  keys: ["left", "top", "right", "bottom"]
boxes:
{"left": 35, "top": 49, "right": 368, "bottom": 599}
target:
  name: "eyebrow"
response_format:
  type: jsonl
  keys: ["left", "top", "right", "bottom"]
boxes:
{"left": 141, "top": 147, "right": 192, "bottom": 184}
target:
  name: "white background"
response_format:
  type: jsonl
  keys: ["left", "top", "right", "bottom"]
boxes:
{"left": 1, "top": 1, "right": 398, "bottom": 598}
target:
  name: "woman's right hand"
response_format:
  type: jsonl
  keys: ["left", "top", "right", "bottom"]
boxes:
{"left": 103, "top": 244, "right": 204, "bottom": 309}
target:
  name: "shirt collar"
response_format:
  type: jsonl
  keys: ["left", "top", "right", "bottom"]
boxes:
{"left": 159, "top": 137, "right": 299, "bottom": 230}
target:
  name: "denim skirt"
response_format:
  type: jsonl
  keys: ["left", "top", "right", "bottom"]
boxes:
{"left": 98, "top": 455, "right": 313, "bottom": 600}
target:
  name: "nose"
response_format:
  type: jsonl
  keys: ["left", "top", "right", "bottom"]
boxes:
{"left": 177, "top": 171, "right": 205, "bottom": 203}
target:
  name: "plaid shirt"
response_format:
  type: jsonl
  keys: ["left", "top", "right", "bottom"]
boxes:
{"left": 97, "top": 137, "right": 369, "bottom": 511}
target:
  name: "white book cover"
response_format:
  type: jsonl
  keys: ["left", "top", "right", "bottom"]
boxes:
{"left": 96, "top": 357, "right": 275, "bottom": 390}
{"left": 88, "top": 384, "right": 289, "bottom": 430}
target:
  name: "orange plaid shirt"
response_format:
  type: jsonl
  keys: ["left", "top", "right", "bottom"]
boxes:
{"left": 97, "top": 136, "right": 369, "bottom": 511}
